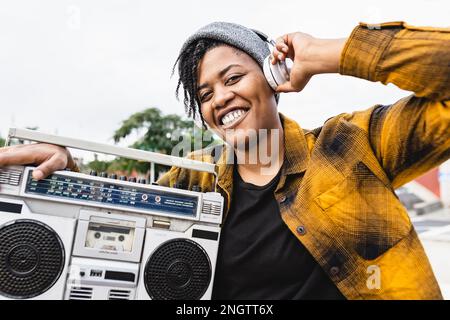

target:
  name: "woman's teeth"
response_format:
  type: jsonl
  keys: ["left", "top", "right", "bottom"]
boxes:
{"left": 221, "top": 109, "right": 247, "bottom": 126}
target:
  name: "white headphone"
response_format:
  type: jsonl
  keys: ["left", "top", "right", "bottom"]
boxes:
{"left": 252, "top": 29, "right": 293, "bottom": 91}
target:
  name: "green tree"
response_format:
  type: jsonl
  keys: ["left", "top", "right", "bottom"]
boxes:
{"left": 0, "top": 136, "right": 5, "bottom": 147}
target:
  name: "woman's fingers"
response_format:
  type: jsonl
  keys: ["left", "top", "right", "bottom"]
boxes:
{"left": 33, "top": 153, "right": 67, "bottom": 180}
{"left": 272, "top": 36, "right": 289, "bottom": 64}
{"left": 275, "top": 82, "right": 295, "bottom": 92}
{"left": 276, "top": 35, "right": 296, "bottom": 59}
{"left": 275, "top": 72, "right": 312, "bottom": 93}
{"left": 0, "top": 143, "right": 72, "bottom": 180}
{"left": 275, "top": 40, "right": 288, "bottom": 54}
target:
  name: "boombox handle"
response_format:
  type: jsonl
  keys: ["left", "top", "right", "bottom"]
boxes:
{"left": 6, "top": 128, "right": 219, "bottom": 190}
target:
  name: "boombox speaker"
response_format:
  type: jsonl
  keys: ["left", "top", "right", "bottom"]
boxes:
{"left": 0, "top": 219, "right": 65, "bottom": 299}
{"left": 0, "top": 198, "right": 76, "bottom": 300}
{"left": 137, "top": 224, "right": 220, "bottom": 300}
{"left": 143, "top": 238, "right": 211, "bottom": 300}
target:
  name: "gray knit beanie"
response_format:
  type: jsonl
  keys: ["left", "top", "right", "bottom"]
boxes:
{"left": 179, "top": 21, "right": 271, "bottom": 71}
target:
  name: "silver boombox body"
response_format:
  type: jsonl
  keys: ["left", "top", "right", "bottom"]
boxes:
{"left": 0, "top": 129, "right": 224, "bottom": 300}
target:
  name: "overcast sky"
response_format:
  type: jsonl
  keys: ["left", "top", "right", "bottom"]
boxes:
{"left": 1, "top": 0, "right": 449, "bottom": 159}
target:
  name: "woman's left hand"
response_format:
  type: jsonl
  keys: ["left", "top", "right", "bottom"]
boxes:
{"left": 271, "top": 32, "right": 347, "bottom": 93}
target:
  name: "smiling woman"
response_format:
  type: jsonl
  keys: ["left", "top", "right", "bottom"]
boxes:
{"left": 197, "top": 48, "right": 278, "bottom": 130}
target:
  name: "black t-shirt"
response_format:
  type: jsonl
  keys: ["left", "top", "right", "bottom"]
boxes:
{"left": 211, "top": 167, "right": 346, "bottom": 300}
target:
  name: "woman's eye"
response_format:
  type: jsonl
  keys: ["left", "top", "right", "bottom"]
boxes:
{"left": 200, "top": 92, "right": 211, "bottom": 102}
{"left": 225, "top": 75, "right": 242, "bottom": 85}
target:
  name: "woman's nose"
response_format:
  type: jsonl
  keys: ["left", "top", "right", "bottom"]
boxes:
{"left": 212, "top": 88, "right": 235, "bottom": 109}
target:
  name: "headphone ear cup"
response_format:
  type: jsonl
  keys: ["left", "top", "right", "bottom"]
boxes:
{"left": 263, "top": 56, "right": 291, "bottom": 91}
{"left": 263, "top": 56, "right": 279, "bottom": 91}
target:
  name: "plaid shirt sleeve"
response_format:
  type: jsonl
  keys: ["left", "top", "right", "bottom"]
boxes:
{"left": 339, "top": 21, "right": 450, "bottom": 189}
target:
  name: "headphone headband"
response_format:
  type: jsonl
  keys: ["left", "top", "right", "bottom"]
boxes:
{"left": 250, "top": 29, "right": 276, "bottom": 47}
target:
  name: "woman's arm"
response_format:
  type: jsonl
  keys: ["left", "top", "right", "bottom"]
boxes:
{"left": 274, "top": 21, "right": 450, "bottom": 188}
{"left": 272, "top": 21, "right": 450, "bottom": 99}
{"left": 339, "top": 21, "right": 450, "bottom": 188}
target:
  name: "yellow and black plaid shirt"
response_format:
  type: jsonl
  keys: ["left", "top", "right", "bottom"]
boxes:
{"left": 159, "top": 21, "right": 450, "bottom": 299}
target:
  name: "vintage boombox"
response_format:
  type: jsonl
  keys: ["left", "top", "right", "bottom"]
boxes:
{"left": 0, "top": 128, "right": 223, "bottom": 300}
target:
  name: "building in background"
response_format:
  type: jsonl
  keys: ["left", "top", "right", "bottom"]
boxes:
{"left": 397, "top": 160, "right": 450, "bottom": 215}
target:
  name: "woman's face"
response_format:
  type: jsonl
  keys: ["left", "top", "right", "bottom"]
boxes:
{"left": 197, "top": 45, "right": 280, "bottom": 145}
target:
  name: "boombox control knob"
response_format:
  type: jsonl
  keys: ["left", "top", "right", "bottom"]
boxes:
{"left": 129, "top": 177, "right": 137, "bottom": 183}
{"left": 100, "top": 172, "right": 108, "bottom": 178}
{"left": 191, "top": 185, "right": 202, "bottom": 192}
{"left": 89, "top": 170, "right": 97, "bottom": 176}
{"left": 174, "top": 183, "right": 183, "bottom": 189}
{"left": 119, "top": 176, "right": 127, "bottom": 181}
{"left": 138, "top": 178, "right": 147, "bottom": 184}
{"left": 118, "top": 235, "right": 125, "bottom": 242}
{"left": 110, "top": 174, "right": 118, "bottom": 180}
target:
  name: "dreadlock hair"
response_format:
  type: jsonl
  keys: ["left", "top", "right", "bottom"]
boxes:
{"left": 172, "top": 38, "right": 239, "bottom": 129}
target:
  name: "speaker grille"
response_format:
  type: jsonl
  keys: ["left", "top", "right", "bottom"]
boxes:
{"left": 0, "top": 219, "right": 65, "bottom": 299}
{"left": 68, "top": 286, "right": 93, "bottom": 300}
{"left": 144, "top": 238, "right": 211, "bottom": 300}
{"left": 108, "top": 289, "right": 132, "bottom": 300}
{"left": 0, "top": 168, "right": 22, "bottom": 186}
